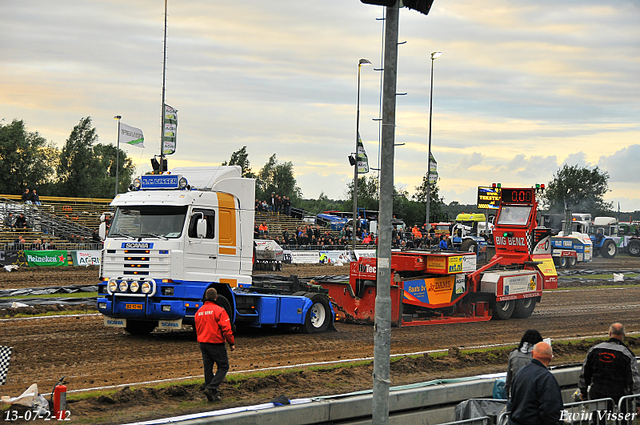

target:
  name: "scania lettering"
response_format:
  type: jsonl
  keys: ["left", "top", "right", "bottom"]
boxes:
{"left": 97, "top": 166, "right": 334, "bottom": 335}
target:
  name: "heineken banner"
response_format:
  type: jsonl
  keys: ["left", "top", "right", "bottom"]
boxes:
{"left": 119, "top": 123, "right": 145, "bottom": 148}
{"left": 24, "top": 250, "right": 67, "bottom": 267}
{"left": 71, "top": 250, "right": 101, "bottom": 266}
{"left": 428, "top": 152, "right": 438, "bottom": 183}
{"left": 163, "top": 104, "right": 178, "bottom": 155}
{"left": 357, "top": 132, "right": 369, "bottom": 174}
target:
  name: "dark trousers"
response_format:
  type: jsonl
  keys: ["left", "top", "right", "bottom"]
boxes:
{"left": 199, "top": 343, "right": 229, "bottom": 392}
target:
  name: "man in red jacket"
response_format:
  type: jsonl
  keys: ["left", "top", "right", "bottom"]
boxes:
{"left": 195, "top": 288, "right": 235, "bottom": 402}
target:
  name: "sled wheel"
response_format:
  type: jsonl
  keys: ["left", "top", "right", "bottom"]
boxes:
{"left": 512, "top": 298, "right": 536, "bottom": 319}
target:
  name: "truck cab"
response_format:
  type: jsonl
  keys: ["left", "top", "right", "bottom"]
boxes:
{"left": 97, "top": 166, "right": 334, "bottom": 335}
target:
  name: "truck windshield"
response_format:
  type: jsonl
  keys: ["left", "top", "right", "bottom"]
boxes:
{"left": 497, "top": 206, "right": 531, "bottom": 225}
{"left": 108, "top": 206, "right": 188, "bottom": 239}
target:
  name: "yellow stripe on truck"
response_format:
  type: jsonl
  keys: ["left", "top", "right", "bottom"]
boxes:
{"left": 217, "top": 193, "right": 237, "bottom": 248}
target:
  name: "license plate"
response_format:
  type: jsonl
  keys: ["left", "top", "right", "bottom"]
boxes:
{"left": 125, "top": 304, "right": 143, "bottom": 310}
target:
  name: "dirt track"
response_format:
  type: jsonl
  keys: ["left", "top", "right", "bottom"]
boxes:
{"left": 1, "top": 257, "right": 640, "bottom": 423}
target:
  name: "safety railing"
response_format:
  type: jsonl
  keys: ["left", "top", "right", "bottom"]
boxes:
{"left": 497, "top": 398, "right": 633, "bottom": 425}
{"left": 440, "top": 417, "right": 493, "bottom": 425}
{"left": 618, "top": 394, "right": 640, "bottom": 425}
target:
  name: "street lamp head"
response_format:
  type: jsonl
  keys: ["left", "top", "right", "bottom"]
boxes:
{"left": 359, "top": 58, "right": 372, "bottom": 66}
{"left": 431, "top": 51, "right": 442, "bottom": 60}
{"left": 114, "top": 115, "right": 122, "bottom": 120}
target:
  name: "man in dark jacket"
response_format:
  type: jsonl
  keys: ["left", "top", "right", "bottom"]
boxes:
{"left": 578, "top": 323, "right": 640, "bottom": 414}
{"left": 507, "top": 342, "right": 563, "bottom": 425}
{"left": 195, "top": 288, "right": 235, "bottom": 402}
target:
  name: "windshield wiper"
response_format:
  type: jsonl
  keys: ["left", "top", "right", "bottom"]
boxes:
{"left": 109, "top": 232, "right": 135, "bottom": 240}
{"left": 140, "top": 233, "right": 169, "bottom": 240}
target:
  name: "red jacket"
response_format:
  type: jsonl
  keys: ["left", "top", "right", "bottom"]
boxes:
{"left": 195, "top": 301, "right": 235, "bottom": 345}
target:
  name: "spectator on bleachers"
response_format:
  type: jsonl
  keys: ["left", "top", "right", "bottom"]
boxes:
{"left": 4, "top": 213, "right": 15, "bottom": 230}
{"left": 13, "top": 235, "right": 26, "bottom": 250}
{"left": 30, "top": 239, "right": 42, "bottom": 250}
{"left": 32, "top": 189, "right": 42, "bottom": 206}
{"left": 14, "top": 214, "right": 27, "bottom": 229}
{"left": 258, "top": 222, "right": 269, "bottom": 237}
{"left": 22, "top": 188, "right": 33, "bottom": 204}
{"left": 284, "top": 196, "right": 291, "bottom": 216}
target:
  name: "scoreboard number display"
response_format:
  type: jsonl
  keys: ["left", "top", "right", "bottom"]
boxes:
{"left": 501, "top": 188, "right": 535, "bottom": 204}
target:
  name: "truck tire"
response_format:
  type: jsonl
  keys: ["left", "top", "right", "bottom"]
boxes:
{"left": 567, "top": 257, "right": 577, "bottom": 268}
{"left": 627, "top": 240, "right": 640, "bottom": 257}
{"left": 601, "top": 240, "right": 617, "bottom": 258}
{"left": 559, "top": 257, "right": 568, "bottom": 268}
{"left": 512, "top": 298, "right": 536, "bottom": 319}
{"left": 303, "top": 294, "right": 331, "bottom": 334}
{"left": 491, "top": 299, "right": 514, "bottom": 320}
{"left": 214, "top": 294, "right": 236, "bottom": 333}
{"left": 460, "top": 239, "right": 477, "bottom": 253}
{"left": 125, "top": 321, "right": 156, "bottom": 336}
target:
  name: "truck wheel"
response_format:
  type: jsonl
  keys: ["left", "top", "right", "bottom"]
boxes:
{"left": 627, "top": 240, "right": 640, "bottom": 257}
{"left": 303, "top": 295, "right": 331, "bottom": 334}
{"left": 491, "top": 300, "right": 514, "bottom": 320}
{"left": 567, "top": 257, "right": 577, "bottom": 268}
{"left": 601, "top": 240, "right": 617, "bottom": 258}
{"left": 214, "top": 294, "right": 236, "bottom": 333}
{"left": 559, "top": 257, "right": 568, "bottom": 268}
{"left": 512, "top": 298, "right": 537, "bottom": 318}
{"left": 125, "top": 321, "right": 156, "bottom": 336}
{"left": 460, "top": 239, "right": 477, "bottom": 253}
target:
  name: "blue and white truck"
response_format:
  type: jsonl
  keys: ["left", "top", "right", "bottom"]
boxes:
{"left": 97, "top": 166, "right": 334, "bottom": 335}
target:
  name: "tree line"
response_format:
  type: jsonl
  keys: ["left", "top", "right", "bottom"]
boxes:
{"left": 1, "top": 118, "right": 626, "bottom": 222}
{"left": 0, "top": 117, "right": 135, "bottom": 199}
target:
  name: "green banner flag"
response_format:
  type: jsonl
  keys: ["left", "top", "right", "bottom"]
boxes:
{"left": 163, "top": 104, "right": 178, "bottom": 155}
{"left": 357, "top": 132, "right": 369, "bottom": 174}
{"left": 24, "top": 250, "right": 67, "bottom": 267}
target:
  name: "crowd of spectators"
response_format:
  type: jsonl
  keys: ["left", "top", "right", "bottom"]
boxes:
{"left": 255, "top": 193, "right": 291, "bottom": 216}
{"left": 392, "top": 223, "right": 451, "bottom": 250}
{"left": 22, "top": 188, "right": 42, "bottom": 206}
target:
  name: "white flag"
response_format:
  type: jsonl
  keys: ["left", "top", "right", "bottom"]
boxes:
{"left": 119, "top": 123, "right": 144, "bottom": 148}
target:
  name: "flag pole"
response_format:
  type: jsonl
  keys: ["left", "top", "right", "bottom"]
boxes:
{"left": 160, "top": 0, "right": 168, "bottom": 172}
{"left": 114, "top": 115, "right": 121, "bottom": 197}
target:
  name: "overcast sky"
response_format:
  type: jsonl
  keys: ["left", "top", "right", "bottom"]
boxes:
{"left": 2, "top": 1, "right": 639, "bottom": 211}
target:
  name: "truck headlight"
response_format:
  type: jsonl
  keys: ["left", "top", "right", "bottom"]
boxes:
{"left": 130, "top": 281, "right": 140, "bottom": 293}
{"left": 108, "top": 279, "right": 118, "bottom": 293}
{"left": 178, "top": 177, "right": 188, "bottom": 189}
{"left": 141, "top": 282, "right": 152, "bottom": 294}
{"left": 98, "top": 302, "right": 107, "bottom": 309}
{"left": 119, "top": 281, "right": 129, "bottom": 292}
{"left": 133, "top": 178, "right": 141, "bottom": 189}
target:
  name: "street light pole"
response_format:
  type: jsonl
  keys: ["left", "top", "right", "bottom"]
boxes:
{"left": 425, "top": 51, "right": 441, "bottom": 225}
{"left": 114, "top": 115, "right": 122, "bottom": 197}
{"left": 353, "top": 58, "right": 371, "bottom": 253}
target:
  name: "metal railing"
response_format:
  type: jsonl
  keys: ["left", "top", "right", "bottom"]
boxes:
{"left": 496, "top": 397, "right": 640, "bottom": 425}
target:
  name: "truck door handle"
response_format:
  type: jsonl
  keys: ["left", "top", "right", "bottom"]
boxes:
{"left": 209, "top": 256, "right": 217, "bottom": 259}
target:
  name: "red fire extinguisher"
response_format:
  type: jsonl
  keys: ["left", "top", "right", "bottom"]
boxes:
{"left": 51, "top": 376, "right": 67, "bottom": 420}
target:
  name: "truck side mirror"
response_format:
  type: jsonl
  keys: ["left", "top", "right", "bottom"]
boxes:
{"left": 197, "top": 218, "right": 207, "bottom": 238}
{"left": 99, "top": 222, "right": 106, "bottom": 240}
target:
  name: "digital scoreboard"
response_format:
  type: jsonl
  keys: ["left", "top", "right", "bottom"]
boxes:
{"left": 501, "top": 188, "right": 535, "bottom": 204}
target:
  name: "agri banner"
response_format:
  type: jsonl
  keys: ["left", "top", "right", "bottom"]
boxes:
{"left": 163, "top": 104, "right": 178, "bottom": 155}
{"left": 71, "top": 250, "right": 101, "bottom": 266}
{"left": 0, "top": 251, "right": 25, "bottom": 266}
{"left": 290, "top": 251, "right": 320, "bottom": 264}
{"left": 319, "top": 250, "right": 352, "bottom": 264}
{"left": 24, "top": 250, "right": 67, "bottom": 267}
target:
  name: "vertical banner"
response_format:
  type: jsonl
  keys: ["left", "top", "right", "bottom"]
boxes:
{"left": 357, "top": 132, "right": 369, "bottom": 174}
{"left": 428, "top": 152, "right": 438, "bottom": 183}
{"left": 0, "top": 346, "right": 12, "bottom": 385}
{"left": 163, "top": 104, "right": 178, "bottom": 155}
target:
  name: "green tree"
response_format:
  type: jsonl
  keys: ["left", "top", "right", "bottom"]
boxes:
{"left": 542, "top": 164, "right": 613, "bottom": 216}
{"left": 256, "top": 154, "right": 302, "bottom": 201}
{"left": 57, "top": 117, "right": 102, "bottom": 197}
{"left": 0, "top": 119, "right": 57, "bottom": 194}
{"left": 222, "top": 146, "right": 255, "bottom": 178}
{"left": 343, "top": 175, "right": 380, "bottom": 212}
{"left": 93, "top": 144, "right": 136, "bottom": 197}
{"left": 296, "top": 192, "right": 345, "bottom": 215}
{"left": 412, "top": 173, "right": 446, "bottom": 223}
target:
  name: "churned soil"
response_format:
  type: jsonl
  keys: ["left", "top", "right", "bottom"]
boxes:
{"left": 1, "top": 257, "right": 640, "bottom": 424}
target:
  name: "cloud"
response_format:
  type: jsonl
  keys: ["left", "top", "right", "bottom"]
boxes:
{"left": 598, "top": 144, "right": 640, "bottom": 183}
